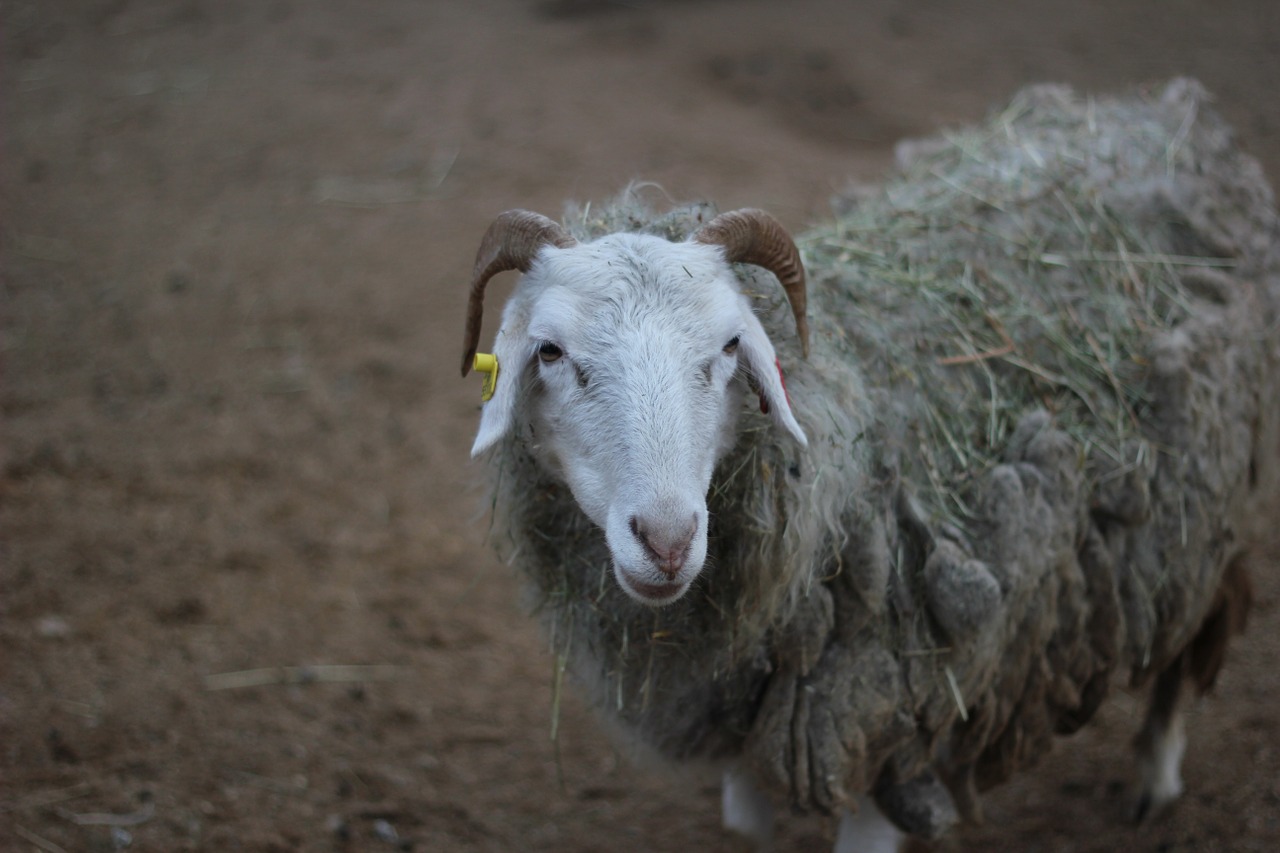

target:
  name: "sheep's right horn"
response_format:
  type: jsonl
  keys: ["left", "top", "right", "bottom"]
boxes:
{"left": 694, "top": 208, "right": 809, "bottom": 358}
{"left": 461, "top": 210, "right": 577, "bottom": 377}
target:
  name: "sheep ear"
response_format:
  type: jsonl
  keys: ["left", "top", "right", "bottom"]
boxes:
{"left": 738, "top": 308, "right": 808, "bottom": 447}
{"left": 470, "top": 322, "right": 533, "bottom": 458}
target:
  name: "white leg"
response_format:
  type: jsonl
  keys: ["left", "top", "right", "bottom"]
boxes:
{"left": 721, "top": 765, "right": 775, "bottom": 851}
{"left": 1133, "top": 656, "right": 1189, "bottom": 822}
{"left": 834, "top": 795, "right": 903, "bottom": 853}
{"left": 1135, "top": 709, "right": 1186, "bottom": 819}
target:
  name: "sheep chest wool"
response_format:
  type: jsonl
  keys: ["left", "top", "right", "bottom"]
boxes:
{"left": 463, "top": 80, "right": 1279, "bottom": 849}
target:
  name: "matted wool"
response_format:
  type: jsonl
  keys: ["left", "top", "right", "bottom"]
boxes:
{"left": 479, "top": 79, "right": 1280, "bottom": 821}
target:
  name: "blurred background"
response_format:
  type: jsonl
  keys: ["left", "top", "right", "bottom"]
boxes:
{"left": 4, "top": 1, "right": 1278, "bottom": 850}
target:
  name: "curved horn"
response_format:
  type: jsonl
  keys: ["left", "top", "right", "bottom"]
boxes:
{"left": 693, "top": 208, "right": 809, "bottom": 358}
{"left": 461, "top": 210, "right": 577, "bottom": 377}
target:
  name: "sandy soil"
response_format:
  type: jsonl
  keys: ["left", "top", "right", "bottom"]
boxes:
{"left": 4, "top": 1, "right": 1279, "bottom": 850}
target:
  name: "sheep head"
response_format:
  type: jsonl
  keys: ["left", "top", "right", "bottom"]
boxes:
{"left": 464, "top": 208, "right": 808, "bottom": 606}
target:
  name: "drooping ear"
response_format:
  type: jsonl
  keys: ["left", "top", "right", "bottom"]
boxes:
{"left": 461, "top": 210, "right": 576, "bottom": 378}
{"left": 737, "top": 304, "right": 807, "bottom": 447}
{"left": 463, "top": 209, "right": 575, "bottom": 457}
{"left": 470, "top": 304, "right": 537, "bottom": 458}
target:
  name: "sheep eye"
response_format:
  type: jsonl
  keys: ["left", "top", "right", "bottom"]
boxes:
{"left": 538, "top": 342, "right": 564, "bottom": 364}
{"left": 723, "top": 335, "right": 741, "bottom": 355}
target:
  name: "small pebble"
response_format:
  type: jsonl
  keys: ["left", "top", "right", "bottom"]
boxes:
{"left": 326, "top": 814, "right": 351, "bottom": 841}
{"left": 372, "top": 819, "right": 398, "bottom": 843}
{"left": 165, "top": 269, "right": 191, "bottom": 293}
{"left": 37, "top": 616, "right": 72, "bottom": 639}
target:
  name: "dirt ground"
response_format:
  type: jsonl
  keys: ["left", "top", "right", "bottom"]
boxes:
{"left": 4, "top": 1, "right": 1280, "bottom": 851}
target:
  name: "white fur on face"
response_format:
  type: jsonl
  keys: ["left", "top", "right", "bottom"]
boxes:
{"left": 472, "top": 233, "right": 806, "bottom": 605}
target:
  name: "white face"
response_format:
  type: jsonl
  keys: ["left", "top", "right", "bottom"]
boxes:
{"left": 472, "top": 233, "right": 806, "bottom": 605}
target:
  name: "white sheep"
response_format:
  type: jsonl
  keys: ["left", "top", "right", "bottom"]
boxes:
{"left": 460, "top": 81, "right": 1277, "bottom": 851}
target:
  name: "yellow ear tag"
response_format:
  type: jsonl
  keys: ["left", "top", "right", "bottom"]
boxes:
{"left": 474, "top": 353, "right": 499, "bottom": 402}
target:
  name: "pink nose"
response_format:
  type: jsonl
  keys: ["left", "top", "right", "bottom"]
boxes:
{"left": 629, "top": 514, "right": 697, "bottom": 579}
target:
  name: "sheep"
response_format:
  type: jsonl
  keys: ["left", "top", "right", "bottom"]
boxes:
{"left": 460, "top": 79, "right": 1279, "bottom": 851}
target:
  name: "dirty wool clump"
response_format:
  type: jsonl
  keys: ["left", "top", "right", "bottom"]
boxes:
{"left": 482, "top": 80, "right": 1280, "bottom": 825}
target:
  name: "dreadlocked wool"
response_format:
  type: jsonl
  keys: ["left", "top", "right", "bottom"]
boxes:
{"left": 481, "top": 79, "right": 1280, "bottom": 828}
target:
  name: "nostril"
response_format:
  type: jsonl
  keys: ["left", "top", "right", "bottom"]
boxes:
{"left": 629, "top": 516, "right": 654, "bottom": 558}
{"left": 628, "top": 516, "right": 655, "bottom": 555}
{"left": 672, "top": 517, "right": 695, "bottom": 556}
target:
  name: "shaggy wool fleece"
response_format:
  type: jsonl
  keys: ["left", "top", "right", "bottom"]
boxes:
{"left": 479, "top": 79, "right": 1280, "bottom": 829}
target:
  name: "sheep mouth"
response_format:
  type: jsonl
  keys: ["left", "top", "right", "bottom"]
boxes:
{"left": 618, "top": 576, "right": 690, "bottom": 605}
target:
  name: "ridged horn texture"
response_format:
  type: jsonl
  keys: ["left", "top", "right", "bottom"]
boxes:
{"left": 461, "top": 210, "right": 578, "bottom": 377}
{"left": 693, "top": 208, "right": 809, "bottom": 357}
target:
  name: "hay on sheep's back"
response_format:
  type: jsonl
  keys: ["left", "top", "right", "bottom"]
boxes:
{"left": 805, "top": 83, "right": 1245, "bottom": 527}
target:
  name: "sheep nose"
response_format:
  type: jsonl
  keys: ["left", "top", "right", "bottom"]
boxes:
{"left": 629, "top": 513, "right": 697, "bottom": 579}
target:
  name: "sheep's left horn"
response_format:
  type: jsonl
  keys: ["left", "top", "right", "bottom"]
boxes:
{"left": 694, "top": 208, "right": 809, "bottom": 358}
{"left": 461, "top": 210, "right": 578, "bottom": 377}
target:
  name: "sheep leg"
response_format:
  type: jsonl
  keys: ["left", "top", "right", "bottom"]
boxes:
{"left": 722, "top": 764, "right": 775, "bottom": 851}
{"left": 834, "top": 795, "right": 903, "bottom": 853}
{"left": 1132, "top": 654, "right": 1187, "bottom": 822}
{"left": 1132, "top": 555, "right": 1252, "bottom": 823}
